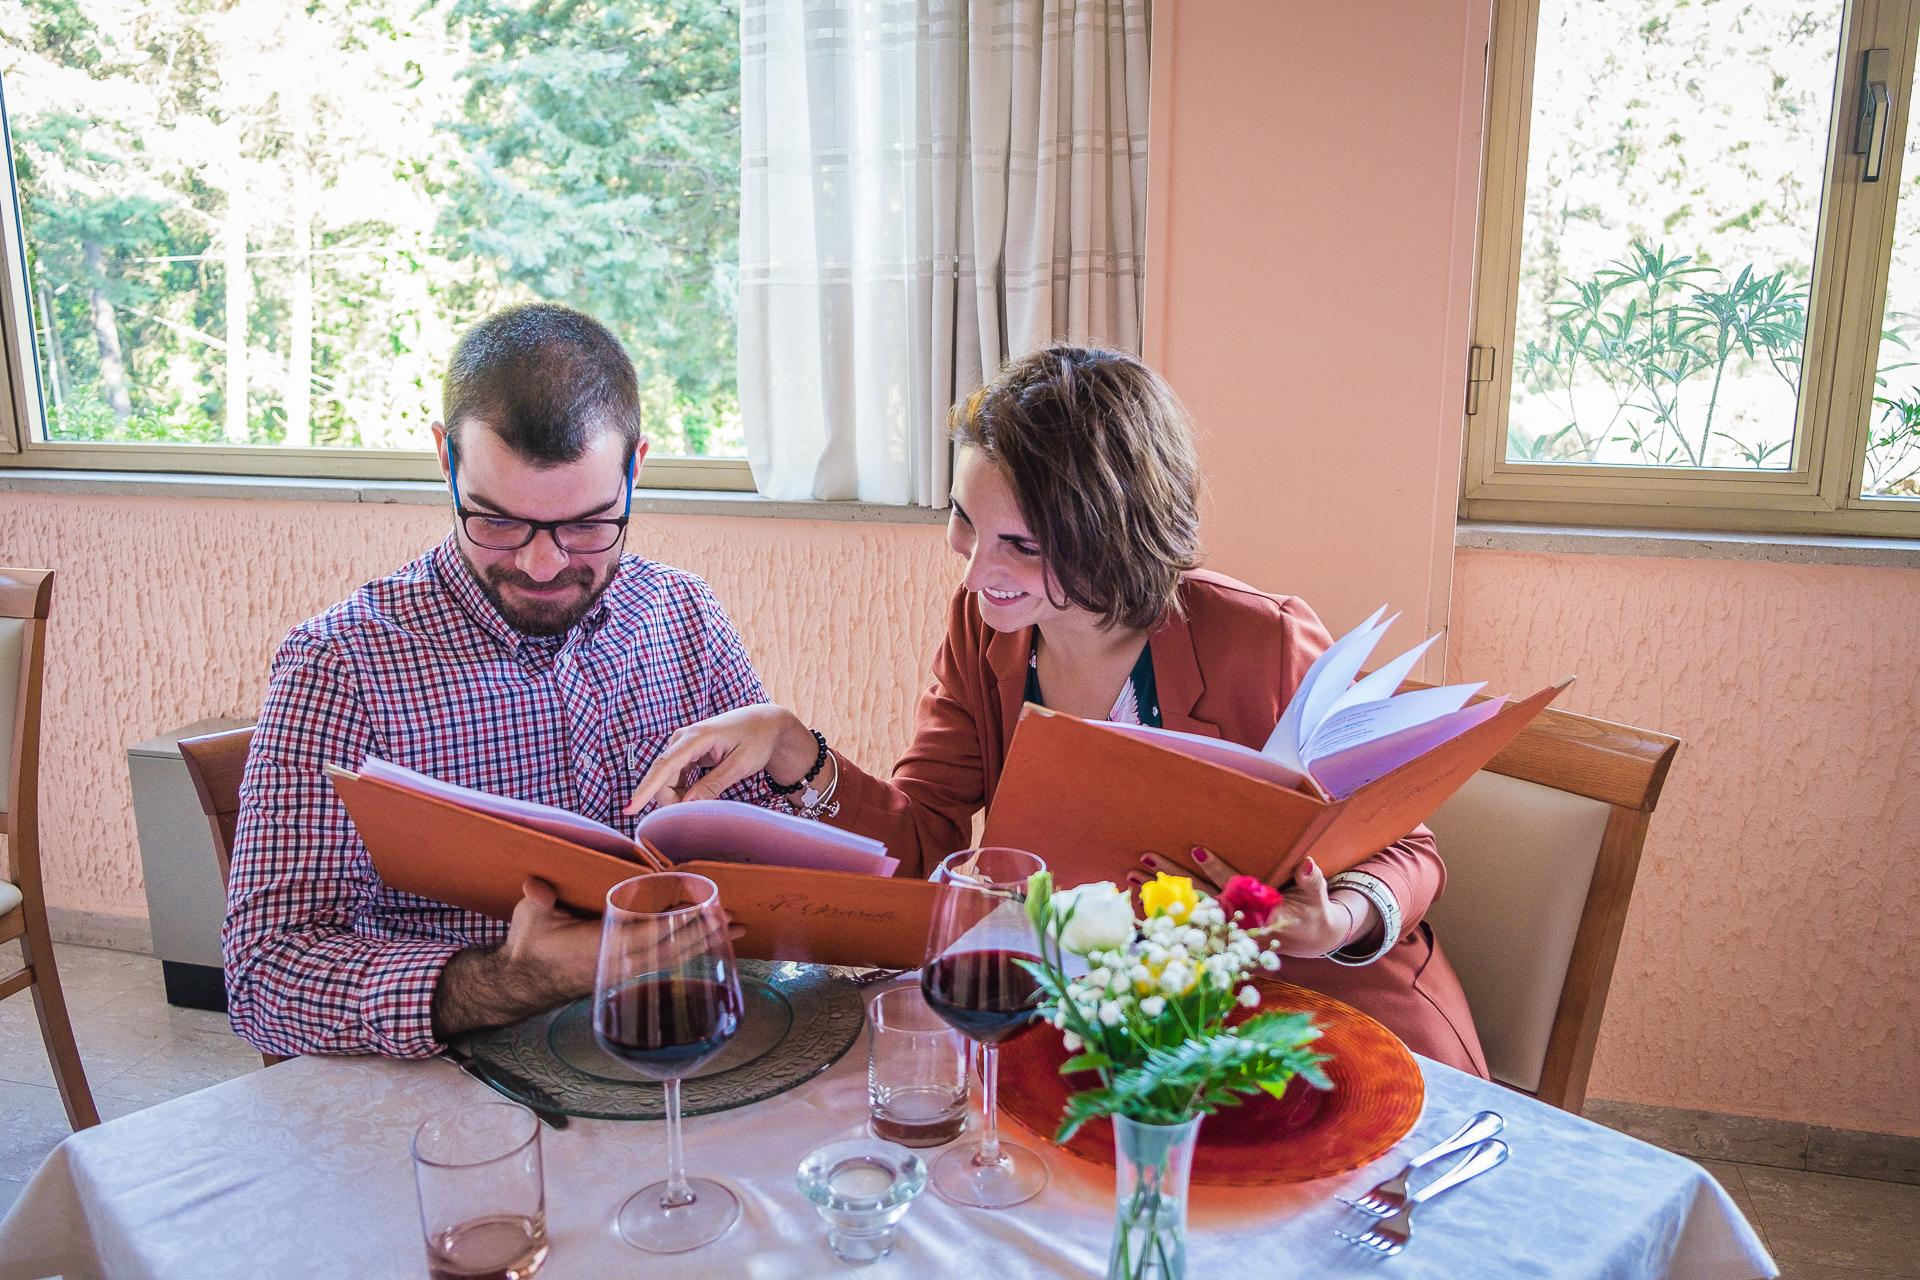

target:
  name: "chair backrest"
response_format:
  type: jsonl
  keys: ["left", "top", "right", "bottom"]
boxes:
{"left": 1, "top": 570, "right": 54, "bottom": 867}
{"left": 0, "top": 618, "right": 22, "bottom": 819}
{"left": 1422, "top": 702, "right": 1678, "bottom": 1113}
{"left": 179, "top": 727, "right": 256, "bottom": 886}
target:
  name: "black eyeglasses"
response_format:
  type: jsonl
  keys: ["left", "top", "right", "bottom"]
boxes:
{"left": 448, "top": 448, "right": 635, "bottom": 554}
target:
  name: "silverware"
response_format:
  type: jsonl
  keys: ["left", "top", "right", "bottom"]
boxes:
{"left": 1338, "top": 1109, "right": 1505, "bottom": 1217}
{"left": 846, "top": 966, "right": 917, "bottom": 987}
{"left": 444, "top": 1051, "right": 571, "bottom": 1130}
{"left": 1334, "top": 1139, "right": 1509, "bottom": 1257}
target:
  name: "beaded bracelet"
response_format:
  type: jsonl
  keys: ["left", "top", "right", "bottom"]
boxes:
{"left": 766, "top": 728, "right": 830, "bottom": 796}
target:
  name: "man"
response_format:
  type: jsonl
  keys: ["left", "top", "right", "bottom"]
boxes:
{"left": 223, "top": 303, "right": 776, "bottom": 1058}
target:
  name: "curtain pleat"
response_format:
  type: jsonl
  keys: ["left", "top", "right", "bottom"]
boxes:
{"left": 740, "top": 0, "right": 1150, "bottom": 504}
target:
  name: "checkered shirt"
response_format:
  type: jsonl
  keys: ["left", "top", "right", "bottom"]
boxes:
{"left": 223, "top": 536, "right": 771, "bottom": 1058}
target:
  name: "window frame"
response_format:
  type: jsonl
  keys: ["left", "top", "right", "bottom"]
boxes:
{"left": 1464, "top": 0, "right": 1920, "bottom": 537}
{"left": 0, "top": 79, "right": 753, "bottom": 493}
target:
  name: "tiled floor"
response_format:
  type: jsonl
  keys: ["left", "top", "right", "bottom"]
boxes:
{"left": 2, "top": 942, "right": 1916, "bottom": 1277}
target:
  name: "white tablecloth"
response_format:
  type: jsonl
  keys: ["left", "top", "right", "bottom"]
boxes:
{"left": 0, "top": 1022, "right": 1774, "bottom": 1280}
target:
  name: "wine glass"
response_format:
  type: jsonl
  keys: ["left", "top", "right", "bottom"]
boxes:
{"left": 593, "top": 872, "right": 745, "bottom": 1253}
{"left": 919, "top": 846, "right": 1050, "bottom": 1208}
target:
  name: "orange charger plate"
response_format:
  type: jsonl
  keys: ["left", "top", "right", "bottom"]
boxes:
{"left": 997, "top": 978, "right": 1425, "bottom": 1186}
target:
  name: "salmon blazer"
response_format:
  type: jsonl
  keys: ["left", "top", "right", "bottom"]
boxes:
{"left": 831, "top": 570, "right": 1488, "bottom": 1075}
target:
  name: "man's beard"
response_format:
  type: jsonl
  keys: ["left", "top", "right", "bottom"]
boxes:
{"left": 462, "top": 551, "right": 619, "bottom": 637}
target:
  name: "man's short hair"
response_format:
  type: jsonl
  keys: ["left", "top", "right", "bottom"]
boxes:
{"left": 442, "top": 303, "right": 643, "bottom": 465}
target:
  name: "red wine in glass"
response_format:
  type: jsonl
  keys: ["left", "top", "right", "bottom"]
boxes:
{"left": 920, "top": 950, "right": 1042, "bottom": 1044}
{"left": 595, "top": 975, "right": 743, "bottom": 1082}
{"left": 921, "top": 847, "right": 1051, "bottom": 1209}
{"left": 593, "top": 872, "right": 744, "bottom": 1254}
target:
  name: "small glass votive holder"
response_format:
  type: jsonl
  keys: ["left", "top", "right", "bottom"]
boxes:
{"left": 867, "top": 986, "right": 969, "bottom": 1148}
{"left": 796, "top": 1138, "right": 929, "bottom": 1264}
{"left": 412, "top": 1101, "right": 549, "bottom": 1280}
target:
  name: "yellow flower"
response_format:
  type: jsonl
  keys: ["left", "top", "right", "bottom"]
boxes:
{"left": 1139, "top": 872, "right": 1198, "bottom": 922}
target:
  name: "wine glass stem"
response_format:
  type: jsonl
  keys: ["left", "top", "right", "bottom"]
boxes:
{"left": 978, "top": 1041, "right": 1002, "bottom": 1166}
{"left": 661, "top": 1076, "right": 695, "bottom": 1209}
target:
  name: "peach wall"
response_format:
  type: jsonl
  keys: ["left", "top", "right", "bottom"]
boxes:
{"left": 0, "top": 492, "right": 951, "bottom": 918}
{"left": 1145, "top": 0, "right": 1491, "bottom": 659}
{"left": 1450, "top": 549, "right": 1920, "bottom": 1137}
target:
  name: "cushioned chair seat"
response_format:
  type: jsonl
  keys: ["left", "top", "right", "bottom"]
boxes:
{"left": 0, "top": 879, "right": 21, "bottom": 918}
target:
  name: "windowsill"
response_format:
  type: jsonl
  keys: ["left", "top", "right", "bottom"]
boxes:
{"left": 0, "top": 468, "right": 948, "bottom": 525}
{"left": 1456, "top": 522, "right": 1920, "bottom": 569}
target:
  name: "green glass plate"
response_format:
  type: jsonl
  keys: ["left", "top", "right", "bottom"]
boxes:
{"left": 453, "top": 960, "right": 866, "bottom": 1121}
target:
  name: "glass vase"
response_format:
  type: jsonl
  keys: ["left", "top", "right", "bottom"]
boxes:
{"left": 1106, "top": 1114, "right": 1200, "bottom": 1280}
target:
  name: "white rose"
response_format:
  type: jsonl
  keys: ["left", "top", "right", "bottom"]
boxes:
{"left": 1054, "top": 883, "right": 1137, "bottom": 955}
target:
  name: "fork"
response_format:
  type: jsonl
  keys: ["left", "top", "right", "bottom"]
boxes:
{"left": 1338, "top": 1109, "right": 1505, "bottom": 1217}
{"left": 1334, "top": 1139, "right": 1509, "bottom": 1257}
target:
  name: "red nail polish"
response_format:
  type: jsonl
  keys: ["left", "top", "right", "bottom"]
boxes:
{"left": 1304, "top": 858, "right": 1317, "bottom": 876}
{"left": 1191, "top": 847, "right": 1209, "bottom": 863}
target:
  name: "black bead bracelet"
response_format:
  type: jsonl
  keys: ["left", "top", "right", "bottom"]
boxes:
{"left": 767, "top": 728, "right": 829, "bottom": 796}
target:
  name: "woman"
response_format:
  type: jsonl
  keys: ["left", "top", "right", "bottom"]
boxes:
{"left": 625, "top": 345, "right": 1487, "bottom": 1075}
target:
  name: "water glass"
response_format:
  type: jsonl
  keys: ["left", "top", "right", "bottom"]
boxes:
{"left": 412, "top": 1101, "right": 549, "bottom": 1280}
{"left": 867, "top": 986, "right": 969, "bottom": 1148}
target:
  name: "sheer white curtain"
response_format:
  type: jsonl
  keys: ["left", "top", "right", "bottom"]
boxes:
{"left": 739, "top": 0, "right": 1151, "bottom": 504}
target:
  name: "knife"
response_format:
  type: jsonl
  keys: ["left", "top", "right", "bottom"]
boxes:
{"left": 445, "top": 1050, "right": 572, "bottom": 1130}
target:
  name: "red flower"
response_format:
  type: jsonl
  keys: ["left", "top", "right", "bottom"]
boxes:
{"left": 1218, "top": 875, "right": 1283, "bottom": 928}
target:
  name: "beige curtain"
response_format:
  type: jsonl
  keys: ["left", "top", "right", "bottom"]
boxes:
{"left": 739, "top": 0, "right": 1151, "bottom": 505}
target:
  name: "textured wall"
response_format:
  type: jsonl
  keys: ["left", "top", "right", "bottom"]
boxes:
{"left": 0, "top": 491, "right": 953, "bottom": 917}
{"left": 1450, "top": 548, "right": 1920, "bottom": 1137}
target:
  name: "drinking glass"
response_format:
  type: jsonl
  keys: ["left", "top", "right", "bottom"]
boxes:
{"left": 411, "top": 1100, "right": 549, "bottom": 1280}
{"left": 593, "top": 872, "right": 744, "bottom": 1253}
{"left": 919, "top": 846, "right": 1050, "bottom": 1208}
{"left": 867, "top": 985, "right": 969, "bottom": 1147}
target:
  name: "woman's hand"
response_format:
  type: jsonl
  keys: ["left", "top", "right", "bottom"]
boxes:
{"left": 623, "top": 704, "right": 818, "bottom": 814}
{"left": 1129, "top": 848, "right": 1380, "bottom": 958}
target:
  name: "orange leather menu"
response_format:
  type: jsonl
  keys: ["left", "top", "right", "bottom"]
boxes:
{"left": 980, "top": 682, "right": 1566, "bottom": 891}
{"left": 327, "top": 768, "right": 936, "bottom": 969}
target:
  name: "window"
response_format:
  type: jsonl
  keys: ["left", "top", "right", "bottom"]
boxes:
{"left": 1466, "top": 0, "right": 1920, "bottom": 535}
{"left": 0, "top": 0, "right": 750, "bottom": 489}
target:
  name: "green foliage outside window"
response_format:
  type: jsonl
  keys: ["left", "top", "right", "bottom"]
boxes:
{"left": 2, "top": 0, "right": 743, "bottom": 457}
{"left": 1512, "top": 241, "right": 1920, "bottom": 496}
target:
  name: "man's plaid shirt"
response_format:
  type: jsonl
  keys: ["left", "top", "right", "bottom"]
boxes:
{"left": 222, "top": 536, "right": 770, "bottom": 1058}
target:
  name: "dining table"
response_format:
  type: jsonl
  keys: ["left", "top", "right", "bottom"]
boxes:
{"left": 0, "top": 983, "right": 1776, "bottom": 1280}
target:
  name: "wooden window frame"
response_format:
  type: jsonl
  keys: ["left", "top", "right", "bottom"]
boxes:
{"left": 0, "top": 100, "right": 752, "bottom": 493}
{"left": 1464, "top": 0, "right": 1920, "bottom": 537}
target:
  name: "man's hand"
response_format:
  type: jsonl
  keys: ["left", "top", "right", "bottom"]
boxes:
{"left": 623, "top": 704, "right": 818, "bottom": 814}
{"left": 431, "top": 877, "right": 602, "bottom": 1041}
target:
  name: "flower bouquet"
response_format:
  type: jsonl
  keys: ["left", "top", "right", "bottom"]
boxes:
{"left": 1021, "top": 871, "right": 1332, "bottom": 1280}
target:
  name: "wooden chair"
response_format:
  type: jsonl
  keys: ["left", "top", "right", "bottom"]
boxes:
{"left": 179, "top": 726, "right": 254, "bottom": 887}
{"left": 177, "top": 726, "right": 287, "bottom": 1067}
{"left": 1422, "top": 701, "right": 1679, "bottom": 1113}
{"left": 0, "top": 568, "right": 101, "bottom": 1130}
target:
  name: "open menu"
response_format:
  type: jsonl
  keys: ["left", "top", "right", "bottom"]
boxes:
{"left": 327, "top": 762, "right": 931, "bottom": 968}
{"left": 982, "top": 606, "right": 1567, "bottom": 891}
{"left": 356, "top": 757, "right": 896, "bottom": 875}
{"left": 1094, "top": 607, "right": 1506, "bottom": 801}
